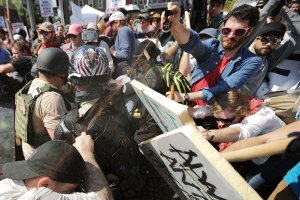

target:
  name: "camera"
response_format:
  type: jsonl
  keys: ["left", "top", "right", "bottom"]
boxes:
{"left": 82, "top": 29, "right": 99, "bottom": 43}
{"left": 162, "top": 10, "right": 173, "bottom": 32}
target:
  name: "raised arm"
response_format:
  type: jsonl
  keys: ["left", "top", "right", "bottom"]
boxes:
{"left": 73, "top": 132, "right": 113, "bottom": 200}
{"left": 167, "top": 2, "right": 190, "bottom": 45}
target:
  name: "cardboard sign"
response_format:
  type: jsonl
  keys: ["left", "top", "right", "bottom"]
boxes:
{"left": 130, "top": 80, "right": 194, "bottom": 133}
{"left": 0, "top": 16, "right": 6, "bottom": 28}
{"left": 106, "top": 0, "right": 126, "bottom": 13}
{"left": 139, "top": 125, "right": 262, "bottom": 200}
{"left": 39, "top": 0, "right": 54, "bottom": 17}
{"left": 224, "top": 0, "right": 257, "bottom": 13}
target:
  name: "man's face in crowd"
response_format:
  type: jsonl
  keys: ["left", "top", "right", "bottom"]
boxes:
{"left": 221, "top": 17, "right": 251, "bottom": 51}
{"left": 291, "top": 3, "right": 300, "bottom": 13}
{"left": 253, "top": 32, "right": 282, "bottom": 56}
{"left": 208, "top": 2, "right": 224, "bottom": 18}
{"left": 12, "top": 47, "right": 23, "bottom": 60}
{"left": 151, "top": 18, "right": 160, "bottom": 29}
{"left": 68, "top": 34, "right": 80, "bottom": 45}
{"left": 39, "top": 30, "right": 54, "bottom": 44}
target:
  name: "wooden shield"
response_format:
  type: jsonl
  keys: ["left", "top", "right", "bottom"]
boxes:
{"left": 139, "top": 125, "right": 262, "bottom": 200}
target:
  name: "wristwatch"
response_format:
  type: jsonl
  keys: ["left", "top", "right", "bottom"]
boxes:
{"left": 184, "top": 93, "right": 190, "bottom": 102}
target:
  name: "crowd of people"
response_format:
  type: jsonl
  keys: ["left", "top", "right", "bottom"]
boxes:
{"left": 0, "top": 0, "right": 300, "bottom": 199}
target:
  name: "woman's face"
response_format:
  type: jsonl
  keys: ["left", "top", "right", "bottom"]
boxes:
{"left": 213, "top": 108, "right": 240, "bottom": 128}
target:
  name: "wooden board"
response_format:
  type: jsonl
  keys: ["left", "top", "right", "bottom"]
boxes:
{"left": 139, "top": 125, "right": 262, "bottom": 200}
{"left": 131, "top": 80, "right": 194, "bottom": 133}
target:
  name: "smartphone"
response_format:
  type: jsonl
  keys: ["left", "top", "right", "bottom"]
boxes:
{"left": 162, "top": 10, "right": 173, "bottom": 32}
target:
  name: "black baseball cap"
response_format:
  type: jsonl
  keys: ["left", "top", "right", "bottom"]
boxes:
{"left": 3, "top": 140, "right": 85, "bottom": 184}
{"left": 258, "top": 22, "right": 286, "bottom": 37}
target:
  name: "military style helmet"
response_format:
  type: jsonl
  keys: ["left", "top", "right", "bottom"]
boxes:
{"left": 69, "top": 45, "right": 111, "bottom": 86}
{"left": 36, "top": 48, "right": 70, "bottom": 77}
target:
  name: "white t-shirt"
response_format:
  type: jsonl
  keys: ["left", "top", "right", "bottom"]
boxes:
{"left": 230, "top": 106, "right": 286, "bottom": 164}
{"left": 0, "top": 178, "right": 100, "bottom": 200}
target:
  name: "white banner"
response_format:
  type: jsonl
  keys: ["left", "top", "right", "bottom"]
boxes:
{"left": 39, "top": 0, "right": 54, "bottom": 17}
{"left": 11, "top": 22, "right": 24, "bottom": 33}
{"left": 224, "top": 0, "right": 257, "bottom": 13}
{"left": 106, "top": 0, "right": 126, "bottom": 13}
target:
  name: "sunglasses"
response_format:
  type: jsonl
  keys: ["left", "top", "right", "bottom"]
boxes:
{"left": 67, "top": 34, "right": 77, "bottom": 38}
{"left": 214, "top": 116, "right": 236, "bottom": 123}
{"left": 39, "top": 31, "right": 51, "bottom": 36}
{"left": 221, "top": 27, "right": 251, "bottom": 37}
{"left": 257, "top": 36, "right": 282, "bottom": 45}
{"left": 152, "top": 19, "right": 160, "bottom": 23}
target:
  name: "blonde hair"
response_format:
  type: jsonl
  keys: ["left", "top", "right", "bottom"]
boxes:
{"left": 213, "top": 90, "right": 250, "bottom": 117}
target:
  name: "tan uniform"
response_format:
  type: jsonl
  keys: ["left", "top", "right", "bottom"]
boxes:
{"left": 22, "top": 79, "right": 67, "bottom": 159}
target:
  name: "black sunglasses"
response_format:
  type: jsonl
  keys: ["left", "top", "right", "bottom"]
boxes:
{"left": 39, "top": 31, "right": 50, "bottom": 36}
{"left": 214, "top": 116, "right": 236, "bottom": 123}
{"left": 257, "top": 36, "right": 282, "bottom": 45}
{"left": 221, "top": 27, "right": 250, "bottom": 37}
{"left": 67, "top": 34, "right": 77, "bottom": 38}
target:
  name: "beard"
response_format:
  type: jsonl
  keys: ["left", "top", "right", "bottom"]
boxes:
{"left": 221, "top": 35, "right": 247, "bottom": 51}
{"left": 253, "top": 45, "right": 273, "bottom": 56}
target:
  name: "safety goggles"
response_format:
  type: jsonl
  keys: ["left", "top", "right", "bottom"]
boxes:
{"left": 221, "top": 27, "right": 251, "bottom": 37}
{"left": 257, "top": 36, "right": 282, "bottom": 45}
{"left": 39, "top": 31, "right": 51, "bottom": 36}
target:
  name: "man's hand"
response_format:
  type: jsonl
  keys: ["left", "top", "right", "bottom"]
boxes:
{"left": 73, "top": 132, "right": 94, "bottom": 161}
{"left": 166, "top": 91, "right": 184, "bottom": 102}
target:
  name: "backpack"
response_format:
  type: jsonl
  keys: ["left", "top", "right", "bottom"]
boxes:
{"left": 15, "top": 81, "right": 70, "bottom": 146}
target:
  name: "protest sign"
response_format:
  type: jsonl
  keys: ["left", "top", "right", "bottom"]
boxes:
{"left": 130, "top": 80, "right": 194, "bottom": 133}
{"left": 224, "top": 0, "right": 257, "bottom": 13}
{"left": 106, "top": 0, "right": 126, "bottom": 13}
{"left": 39, "top": 0, "right": 54, "bottom": 17}
{"left": 139, "top": 125, "right": 262, "bottom": 200}
{"left": 0, "top": 16, "right": 6, "bottom": 28}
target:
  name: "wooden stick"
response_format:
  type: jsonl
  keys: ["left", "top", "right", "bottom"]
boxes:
{"left": 170, "top": 84, "right": 175, "bottom": 100}
{"left": 221, "top": 137, "right": 296, "bottom": 162}
{"left": 185, "top": 11, "right": 191, "bottom": 29}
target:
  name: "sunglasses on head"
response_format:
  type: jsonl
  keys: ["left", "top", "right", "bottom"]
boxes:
{"left": 214, "top": 116, "right": 236, "bottom": 123}
{"left": 39, "top": 31, "right": 50, "bottom": 36}
{"left": 257, "top": 36, "right": 282, "bottom": 45}
{"left": 221, "top": 27, "right": 251, "bottom": 37}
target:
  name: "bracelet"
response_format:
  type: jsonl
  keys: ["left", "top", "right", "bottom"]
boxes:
{"left": 208, "top": 131, "right": 214, "bottom": 141}
{"left": 201, "top": 129, "right": 214, "bottom": 141}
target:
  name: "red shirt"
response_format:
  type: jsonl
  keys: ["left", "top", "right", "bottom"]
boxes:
{"left": 192, "top": 56, "right": 231, "bottom": 105}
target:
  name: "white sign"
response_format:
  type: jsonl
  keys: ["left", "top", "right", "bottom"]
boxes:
{"left": 130, "top": 80, "right": 194, "bottom": 133}
{"left": 140, "top": 125, "right": 262, "bottom": 200}
{"left": 106, "top": 0, "right": 126, "bottom": 13}
{"left": 0, "top": 16, "right": 6, "bottom": 28}
{"left": 224, "top": 0, "right": 257, "bottom": 14}
{"left": 39, "top": 0, "right": 54, "bottom": 17}
{"left": 11, "top": 22, "right": 24, "bottom": 33}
